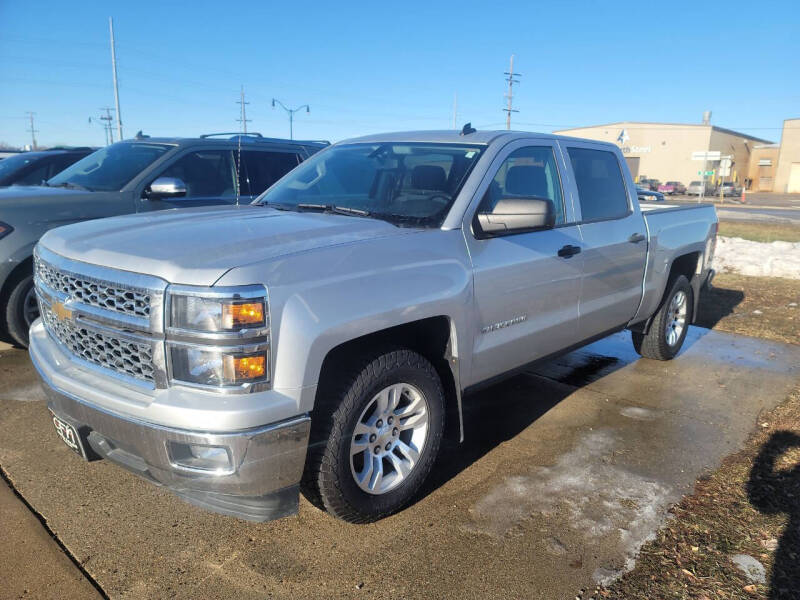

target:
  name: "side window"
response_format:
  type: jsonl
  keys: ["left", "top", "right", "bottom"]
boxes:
{"left": 567, "top": 148, "right": 629, "bottom": 222}
{"left": 14, "top": 160, "right": 51, "bottom": 185}
{"left": 48, "top": 154, "right": 83, "bottom": 178}
{"left": 239, "top": 151, "right": 300, "bottom": 197}
{"left": 479, "top": 146, "right": 565, "bottom": 225}
{"left": 158, "top": 150, "right": 236, "bottom": 198}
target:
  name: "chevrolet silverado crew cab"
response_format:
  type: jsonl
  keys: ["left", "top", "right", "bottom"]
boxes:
{"left": 0, "top": 133, "right": 327, "bottom": 347}
{"left": 29, "top": 130, "right": 717, "bottom": 523}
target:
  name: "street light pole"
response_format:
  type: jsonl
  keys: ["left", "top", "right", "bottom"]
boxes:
{"left": 271, "top": 98, "right": 309, "bottom": 140}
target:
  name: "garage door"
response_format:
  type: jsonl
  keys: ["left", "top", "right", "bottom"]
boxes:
{"left": 788, "top": 163, "right": 800, "bottom": 193}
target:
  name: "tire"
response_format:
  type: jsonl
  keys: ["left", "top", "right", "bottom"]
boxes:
{"left": 301, "top": 348, "right": 445, "bottom": 523}
{"left": 632, "top": 275, "right": 693, "bottom": 361}
{"left": 4, "top": 273, "right": 37, "bottom": 348}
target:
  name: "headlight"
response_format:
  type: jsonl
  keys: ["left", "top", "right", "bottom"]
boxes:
{"left": 166, "top": 285, "right": 270, "bottom": 390}
{"left": 170, "top": 295, "right": 267, "bottom": 332}
{"left": 169, "top": 345, "right": 269, "bottom": 387}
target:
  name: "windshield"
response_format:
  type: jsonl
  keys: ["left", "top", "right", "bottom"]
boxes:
{"left": 0, "top": 154, "right": 39, "bottom": 180}
{"left": 254, "top": 142, "right": 485, "bottom": 227}
{"left": 47, "top": 142, "right": 172, "bottom": 191}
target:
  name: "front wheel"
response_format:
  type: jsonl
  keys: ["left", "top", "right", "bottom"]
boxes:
{"left": 301, "top": 348, "right": 445, "bottom": 523}
{"left": 4, "top": 273, "right": 38, "bottom": 348}
{"left": 632, "top": 275, "right": 693, "bottom": 361}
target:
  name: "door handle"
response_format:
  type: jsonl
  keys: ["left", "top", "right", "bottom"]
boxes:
{"left": 557, "top": 244, "right": 582, "bottom": 258}
{"left": 628, "top": 233, "right": 646, "bottom": 243}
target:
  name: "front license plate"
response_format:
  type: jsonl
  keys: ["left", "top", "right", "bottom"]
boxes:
{"left": 50, "top": 411, "right": 87, "bottom": 459}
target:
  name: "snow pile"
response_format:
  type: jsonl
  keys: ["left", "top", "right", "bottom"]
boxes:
{"left": 714, "top": 236, "right": 800, "bottom": 279}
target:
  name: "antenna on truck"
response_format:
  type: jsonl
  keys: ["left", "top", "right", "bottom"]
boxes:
{"left": 460, "top": 123, "right": 476, "bottom": 136}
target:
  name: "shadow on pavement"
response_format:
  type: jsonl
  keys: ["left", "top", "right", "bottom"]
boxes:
{"left": 695, "top": 284, "right": 745, "bottom": 330}
{"left": 747, "top": 431, "right": 800, "bottom": 599}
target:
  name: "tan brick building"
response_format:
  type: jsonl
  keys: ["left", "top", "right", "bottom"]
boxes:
{"left": 554, "top": 121, "right": 771, "bottom": 188}
{"left": 773, "top": 118, "right": 800, "bottom": 193}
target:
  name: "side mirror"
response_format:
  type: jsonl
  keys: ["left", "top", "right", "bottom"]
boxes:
{"left": 145, "top": 177, "right": 187, "bottom": 199}
{"left": 476, "top": 197, "right": 555, "bottom": 235}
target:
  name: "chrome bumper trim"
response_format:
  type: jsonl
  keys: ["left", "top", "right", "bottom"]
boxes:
{"left": 32, "top": 355, "right": 311, "bottom": 514}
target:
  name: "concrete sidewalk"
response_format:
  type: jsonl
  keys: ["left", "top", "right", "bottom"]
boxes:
{"left": 0, "top": 474, "right": 103, "bottom": 599}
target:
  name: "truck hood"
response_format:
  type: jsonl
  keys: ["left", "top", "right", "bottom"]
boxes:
{"left": 40, "top": 205, "right": 417, "bottom": 286}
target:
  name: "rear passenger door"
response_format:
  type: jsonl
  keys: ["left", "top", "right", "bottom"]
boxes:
{"left": 237, "top": 149, "right": 302, "bottom": 200}
{"left": 560, "top": 142, "right": 646, "bottom": 338}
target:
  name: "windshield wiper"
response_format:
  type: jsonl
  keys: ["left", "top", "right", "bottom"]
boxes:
{"left": 50, "top": 181, "right": 91, "bottom": 191}
{"left": 296, "top": 203, "right": 371, "bottom": 217}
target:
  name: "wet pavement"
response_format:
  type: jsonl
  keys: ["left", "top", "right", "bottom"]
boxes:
{"left": 1, "top": 327, "right": 798, "bottom": 599}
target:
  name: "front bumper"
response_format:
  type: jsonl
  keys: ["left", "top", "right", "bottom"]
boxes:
{"left": 30, "top": 322, "right": 311, "bottom": 522}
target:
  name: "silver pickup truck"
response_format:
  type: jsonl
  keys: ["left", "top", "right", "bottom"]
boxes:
{"left": 28, "top": 130, "right": 717, "bottom": 523}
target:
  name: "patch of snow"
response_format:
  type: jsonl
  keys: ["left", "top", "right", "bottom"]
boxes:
{"left": 465, "top": 430, "right": 672, "bottom": 585}
{"left": 1, "top": 383, "right": 46, "bottom": 402}
{"left": 620, "top": 406, "right": 658, "bottom": 421}
{"left": 731, "top": 554, "right": 767, "bottom": 584}
{"left": 714, "top": 236, "right": 800, "bottom": 279}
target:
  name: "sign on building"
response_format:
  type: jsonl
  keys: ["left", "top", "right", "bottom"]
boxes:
{"left": 691, "top": 151, "right": 722, "bottom": 161}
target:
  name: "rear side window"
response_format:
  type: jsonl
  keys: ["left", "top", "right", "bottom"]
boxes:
{"left": 567, "top": 148, "right": 629, "bottom": 221}
{"left": 239, "top": 151, "right": 300, "bottom": 197}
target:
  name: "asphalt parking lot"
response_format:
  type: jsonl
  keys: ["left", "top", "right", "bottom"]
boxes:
{"left": 1, "top": 327, "right": 799, "bottom": 599}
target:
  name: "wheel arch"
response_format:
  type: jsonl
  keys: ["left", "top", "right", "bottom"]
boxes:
{"left": 630, "top": 250, "right": 701, "bottom": 335}
{"left": 314, "top": 316, "right": 464, "bottom": 442}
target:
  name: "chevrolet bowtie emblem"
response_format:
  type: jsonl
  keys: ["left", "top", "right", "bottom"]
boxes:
{"left": 51, "top": 301, "right": 73, "bottom": 321}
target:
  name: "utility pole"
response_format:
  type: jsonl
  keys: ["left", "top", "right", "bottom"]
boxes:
{"left": 503, "top": 54, "right": 521, "bottom": 130}
{"left": 236, "top": 86, "right": 251, "bottom": 133}
{"left": 26, "top": 112, "right": 38, "bottom": 149}
{"left": 99, "top": 107, "right": 115, "bottom": 144}
{"left": 109, "top": 17, "right": 123, "bottom": 140}
{"left": 271, "top": 98, "right": 309, "bottom": 140}
{"left": 452, "top": 92, "right": 458, "bottom": 129}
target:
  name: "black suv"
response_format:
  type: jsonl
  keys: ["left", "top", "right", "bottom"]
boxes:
{"left": 0, "top": 133, "right": 327, "bottom": 346}
{"left": 0, "top": 147, "right": 95, "bottom": 187}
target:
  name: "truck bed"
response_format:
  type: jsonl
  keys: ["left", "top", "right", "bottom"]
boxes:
{"left": 633, "top": 202, "right": 718, "bottom": 325}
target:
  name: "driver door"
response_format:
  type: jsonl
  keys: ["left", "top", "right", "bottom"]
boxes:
{"left": 140, "top": 149, "right": 239, "bottom": 210}
{"left": 464, "top": 140, "right": 583, "bottom": 386}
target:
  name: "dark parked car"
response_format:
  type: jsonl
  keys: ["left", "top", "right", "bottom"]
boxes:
{"left": 0, "top": 132, "right": 328, "bottom": 346}
{"left": 719, "top": 182, "right": 742, "bottom": 197}
{"left": 636, "top": 185, "right": 665, "bottom": 202}
{"left": 0, "top": 148, "right": 94, "bottom": 187}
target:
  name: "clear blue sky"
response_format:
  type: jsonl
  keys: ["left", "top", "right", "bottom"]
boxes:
{"left": 2, "top": 0, "right": 798, "bottom": 148}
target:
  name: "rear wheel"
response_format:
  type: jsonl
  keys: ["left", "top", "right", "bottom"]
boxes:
{"left": 632, "top": 275, "right": 693, "bottom": 361}
{"left": 4, "top": 273, "right": 37, "bottom": 348}
{"left": 301, "top": 348, "right": 445, "bottom": 523}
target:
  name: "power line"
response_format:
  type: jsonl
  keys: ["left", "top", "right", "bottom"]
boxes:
{"left": 236, "top": 85, "right": 251, "bottom": 133}
{"left": 26, "top": 112, "right": 38, "bottom": 149}
{"left": 97, "top": 107, "right": 115, "bottom": 144}
{"left": 503, "top": 54, "right": 520, "bottom": 130}
{"left": 109, "top": 17, "right": 123, "bottom": 140}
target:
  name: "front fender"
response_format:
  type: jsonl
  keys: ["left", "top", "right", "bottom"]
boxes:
{"left": 215, "top": 230, "right": 474, "bottom": 415}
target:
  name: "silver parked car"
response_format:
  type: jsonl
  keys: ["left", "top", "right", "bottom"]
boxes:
{"left": 686, "top": 180, "right": 712, "bottom": 196}
{"left": 29, "top": 130, "right": 717, "bottom": 523}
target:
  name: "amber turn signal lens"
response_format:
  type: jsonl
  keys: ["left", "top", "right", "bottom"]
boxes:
{"left": 222, "top": 302, "right": 265, "bottom": 328}
{"left": 224, "top": 355, "right": 266, "bottom": 382}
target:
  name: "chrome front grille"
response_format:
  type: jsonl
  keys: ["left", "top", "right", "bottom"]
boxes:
{"left": 40, "top": 303, "right": 155, "bottom": 382}
{"left": 36, "top": 259, "right": 151, "bottom": 318}
{"left": 34, "top": 248, "right": 167, "bottom": 389}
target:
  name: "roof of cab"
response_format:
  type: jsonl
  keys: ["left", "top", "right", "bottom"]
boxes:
{"left": 338, "top": 129, "right": 620, "bottom": 149}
